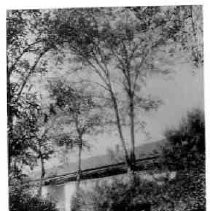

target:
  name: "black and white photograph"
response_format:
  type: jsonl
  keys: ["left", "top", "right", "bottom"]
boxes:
{"left": 7, "top": 5, "right": 205, "bottom": 211}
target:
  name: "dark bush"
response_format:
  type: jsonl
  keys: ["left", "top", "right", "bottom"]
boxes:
{"left": 162, "top": 109, "right": 205, "bottom": 171}
{"left": 71, "top": 172, "right": 205, "bottom": 211}
{"left": 9, "top": 182, "right": 58, "bottom": 211}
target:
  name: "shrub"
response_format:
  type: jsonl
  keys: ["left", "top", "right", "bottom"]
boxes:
{"left": 9, "top": 182, "right": 58, "bottom": 211}
{"left": 162, "top": 109, "right": 205, "bottom": 171}
{"left": 71, "top": 176, "right": 160, "bottom": 211}
{"left": 71, "top": 171, "right": 205, "bottom": 211}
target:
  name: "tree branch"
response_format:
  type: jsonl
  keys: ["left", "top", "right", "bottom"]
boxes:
{"left": 8, "top": 39, "right": 43, "bottom": 78}
{"left": 16, "top": 48, "right": 50, "bottom": 100}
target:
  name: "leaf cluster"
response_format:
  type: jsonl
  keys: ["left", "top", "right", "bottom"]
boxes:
{"left": 161, "top": 109, "right": 205, "bottom": 171}
{"left": 71, "top": 170, "right": 205, "bottom": 211}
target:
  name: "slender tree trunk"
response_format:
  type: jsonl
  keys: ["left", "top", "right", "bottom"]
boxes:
{"left": 8, "top": 102, "right": 13, "bottom": 170}
{"left": 76, "top": 137, "right": 82, "bottom": 190}
{"left": 129, "top": 93, "right": 136, "bottom": 172}
{"left": 73, "top": 111, "right": 83, "bottom": 191}
{"left": 190, "top": 6, "right": 198, "bottom": 45}
{"left": 109, "top": 89, "right": 131, "bottom": 171}
{"left": 86, "top": 56, "right": 132, "bottom": 172}
{"left": 7, "top": 65, "right": 13, "bottom": 171}
{"left": 38, "top": 145, "right": 45, "bottom": 197}
{"left": 38, "top": 156, "right": 45, "bottom": 196}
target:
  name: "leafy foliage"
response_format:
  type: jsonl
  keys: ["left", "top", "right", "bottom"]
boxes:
{"left": 71, "top": 170, "right": 205, "bottom": 211}
{"left": 49, "top": 80, "right": 102, "bottom": 147}
{"left": 7, "top": 11, "right": 59, "bottom": 200}
{"left": 8, "top": 93, "right": 41, "bottom": 177}
{"left": 48, "top": 80, "right": 102, "bottom": 186}
{"left": 7, "top": 9, "right": 54, "bottom": 173}
{"left": 10, "top": 180, "right": 58, "bottom": 211}
{"left": 168, "top": 6, "right": 203, "bottom": 67}
{"left": 161, "top": 109, "right": 205, "bottom": 171}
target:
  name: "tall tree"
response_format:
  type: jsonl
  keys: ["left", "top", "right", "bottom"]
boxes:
{"left": 32, "top": 105, "right": 56, "bottom": 196}
{"left": 49, "top": 80, "right": 101, "bottom": 188}
{"left": 53, "top": 7, "right": 172, "bottom": 172}
{"left": 7, "top": 9, "right": 60, "bottom": 173}
{"left": 8, "top": 93, "right": 40, "bottom": 179}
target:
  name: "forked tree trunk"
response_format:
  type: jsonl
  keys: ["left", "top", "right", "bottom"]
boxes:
{"left": 83, "top": 53, "right": 132, "bottom": 173}
{"left": 109, "top": 85, "right": 132, "bottom": 172}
